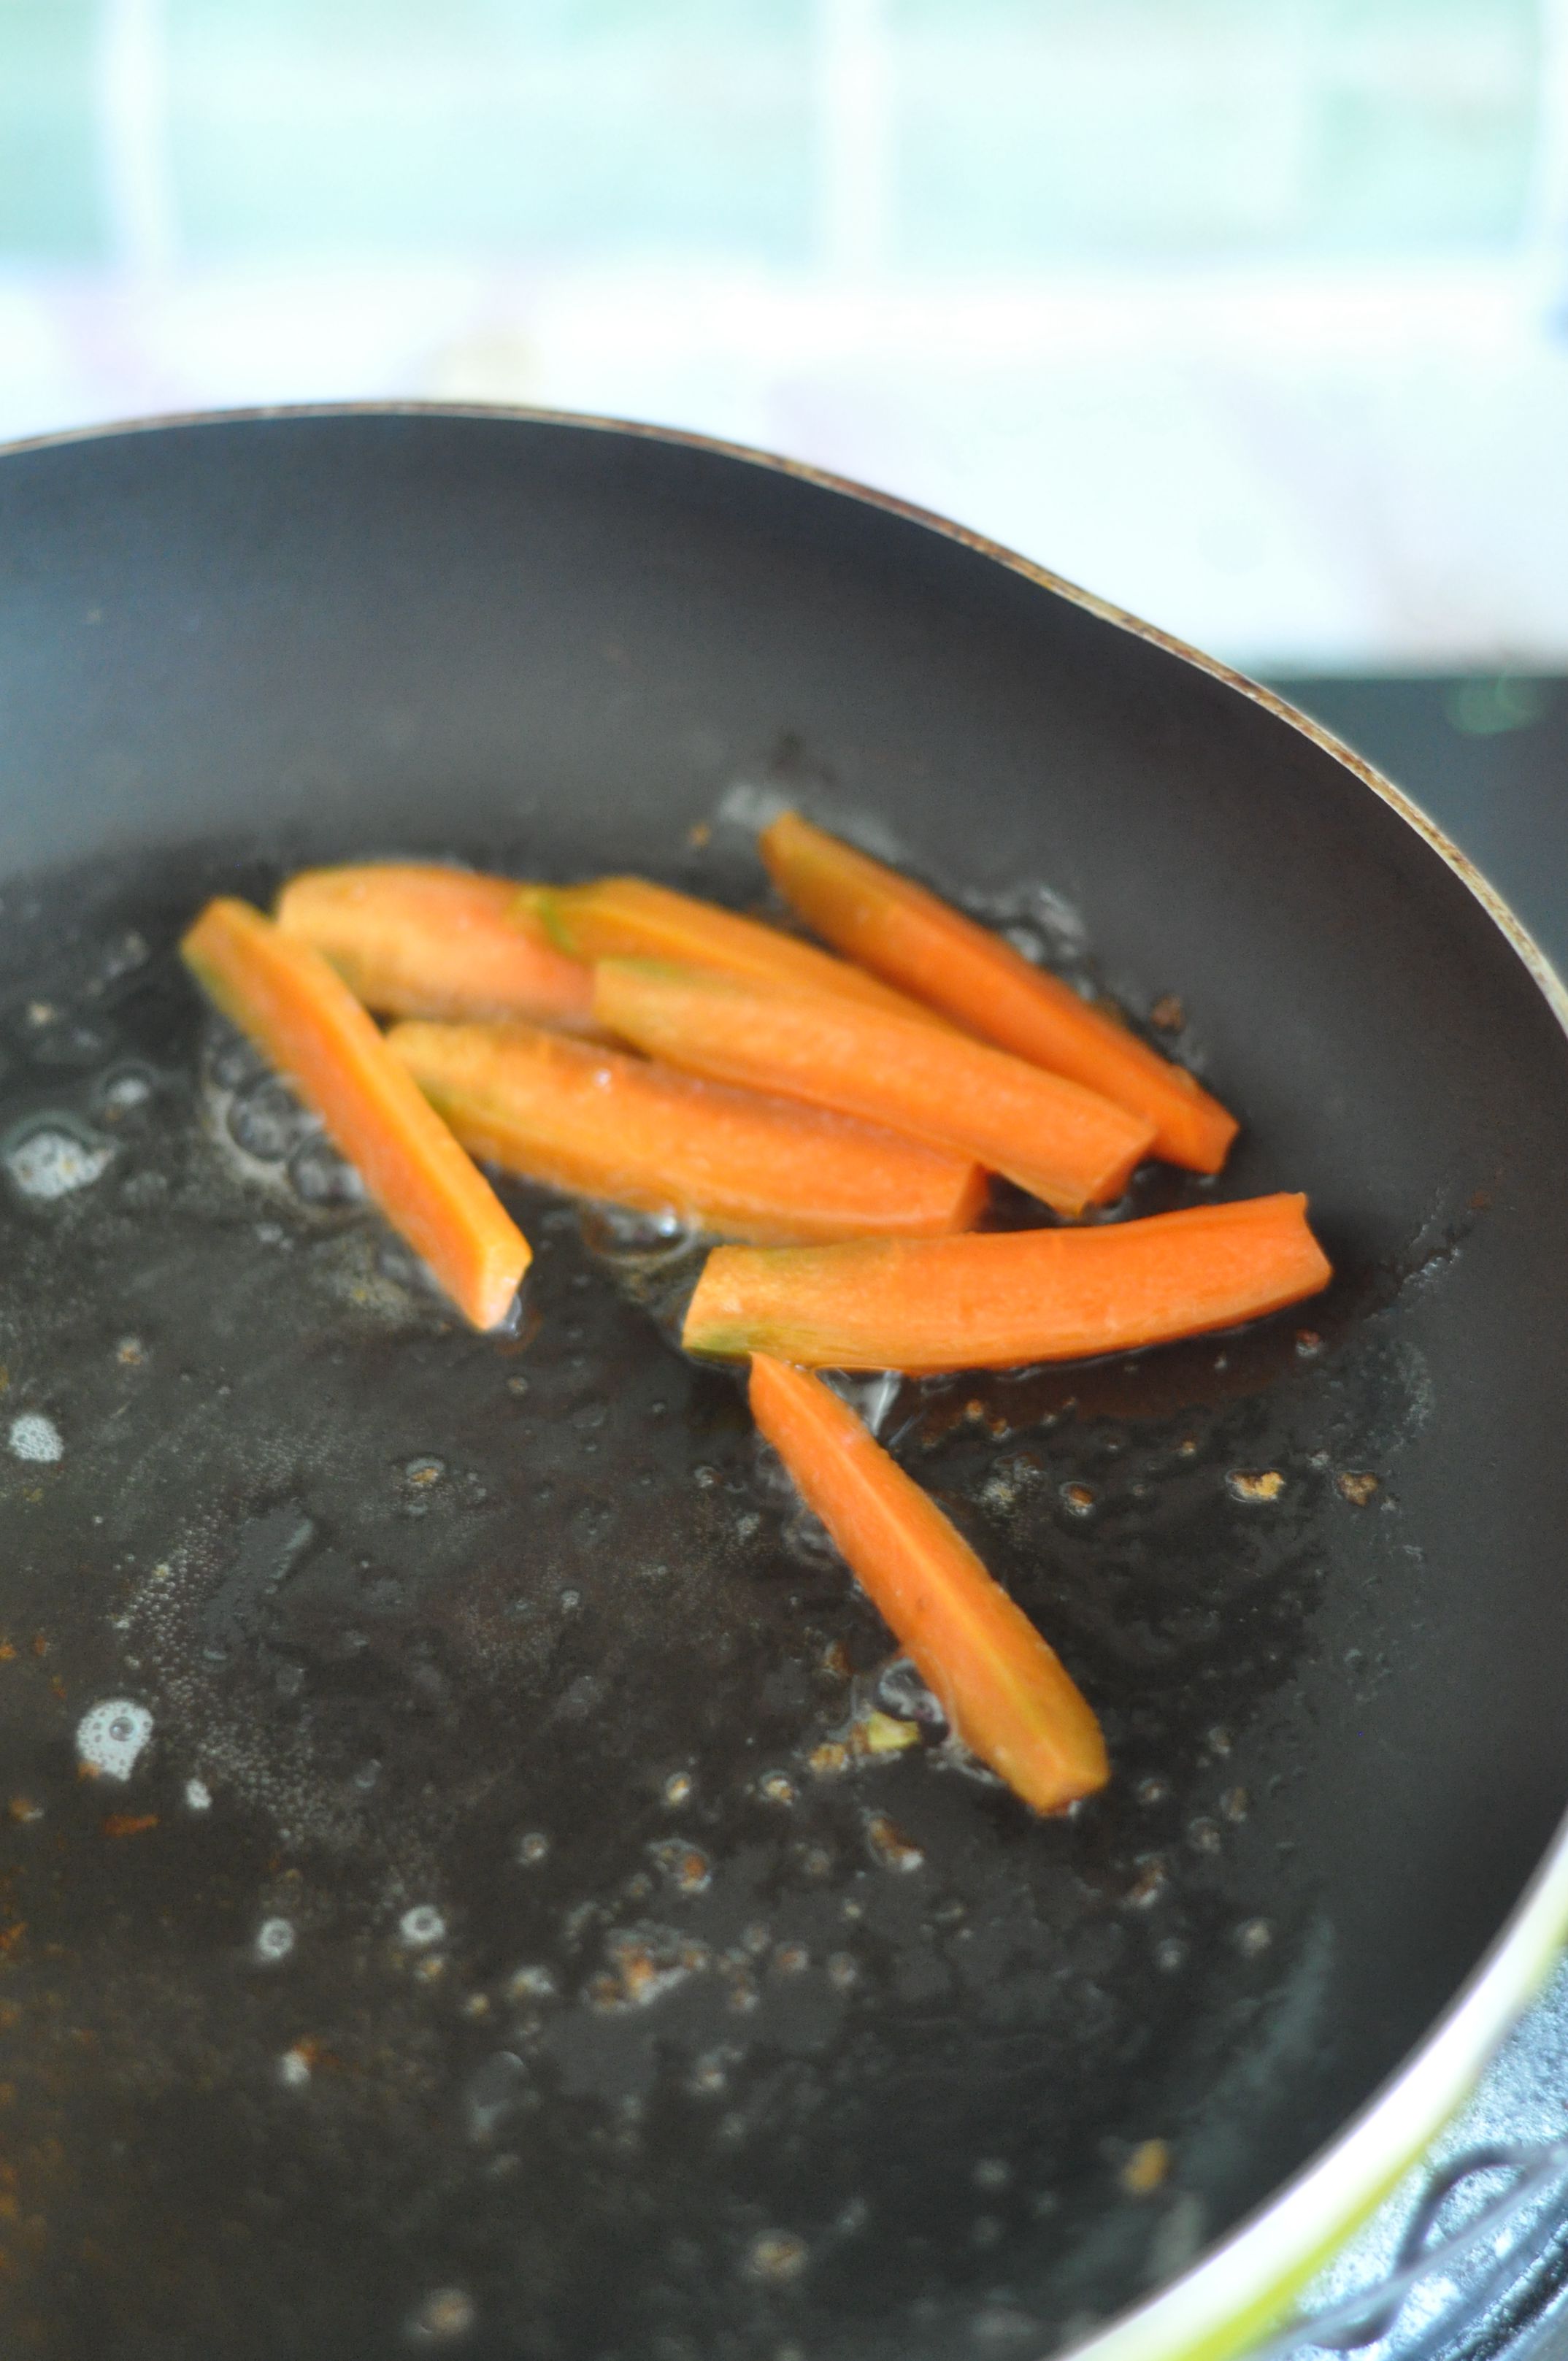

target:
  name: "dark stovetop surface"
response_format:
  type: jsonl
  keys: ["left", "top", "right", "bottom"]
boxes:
{"left": 1264, "top": 676, "right": 1568, "bottom": 978}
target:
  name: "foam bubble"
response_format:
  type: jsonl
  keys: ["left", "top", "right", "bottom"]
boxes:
{"left": 399, "top": 1904, "right": 446, "bottom": 1949}
{"left": 76, "top": 1698, "right": 153, "bottom": 1781}
{"left": 509, "top": 1965, "right": 556, "bottom": 2002}
{"left": 185, "top": 1778, "right": 212, "bottom": 1812}
{"left": 208, "top": 1028, "right": 266, "bottom": 1093}
{"left": 717, "top": 779, "right": 791, "bottom": 832}
{"left": 6, "top": 1126, "right": 115, "bottom": 1199}
{"left": 288, "top": 1133, "right": 362, "bottom": 1205}
{"left": 9, "top": 1412, "right": 63, "bottom": 1463}
{"left": 98, "top": 1067, "right": 154, "bottom": 1118}
{"left": 228, "top": 1077, "right": 305, "bottom": 1162}
{"left": 407, "top": 2287, "right": 476, "bottom": 2343}
{"left": 747, "top": 2230, "right": 808, "bottom": 2283}
{"left": 255, "top": 1917, "right": 296, "bottom": 1963}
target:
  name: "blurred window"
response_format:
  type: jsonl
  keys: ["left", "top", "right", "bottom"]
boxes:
{"left": 893, "top": 0, "right": 1540, "bottom": 266}
{"left": 164, "top": 0, "right": 815, "bottom": 264}
{"left": 0, "top": 0, "right": 107, "bottom": 258}
{"left": 0, "top": 0, "right": 1547, "bottom": 269}
{"left": 0, "top": 0, "right": 1562, "bottom": 671}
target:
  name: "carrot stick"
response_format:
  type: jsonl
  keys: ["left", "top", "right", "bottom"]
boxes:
{"left": 523, "top": 875, "right": 925, "bottom": 1019}
{"left": 182, "top": 899, "right": 530, "bottom": 1329}
{"left": 749, "top": 1356, "right": 1109, "bottom": 1813}
{"left": 388, "top": 1020, "right": 986, "bottom": 1245}
{"left": 688, "top": 1194, "right": 1330, "bottom": 1371}
{"left": 761, "top": 811, "right": 1238, "bottom": 1174}
{"left": 593, "top": 960, "right": 1153, "bottom": 1217}
{"left": 276, "top": 864, "right": 594, "bottom": 1029}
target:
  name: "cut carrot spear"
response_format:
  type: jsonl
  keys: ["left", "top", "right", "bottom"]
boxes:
{"left": 761, "top": 811, "right": 1238, "bottom": 1174}
{"left": 523, "top": 875, "right": 925, "bottom": 1019}
{"left": 181, "top": 898, "right": 530, "bottom": 1329}
{"left": 593, "top": 960, "right": 1153, "bottom": 1217}
{"left": 388, "top": 1020, "right": 986, "bottom": 1245}
{"left": 688, "top": 1194, "right": 1331, "bottom": 1371}
{"left": 275, "top": 864, "right": 595, "bottom": 1029}
{"left": 749, "top": 1356, "right": 1109, "bottom": 1813}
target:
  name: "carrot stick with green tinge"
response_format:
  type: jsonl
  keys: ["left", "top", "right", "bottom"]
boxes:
{"left": 688, "top": 1194, "right": 1330, "bottom": 1372}
{"left": 593, "top": 959, "right": 1153, "bottom": 1217}
{"left": 749, "top": 1355, "right": 1109, "bottom": 1813}
{"left": 182, "top": 898, "right": 530, "bottom": 1329}
{"left": 388, "top": 1018, "right": 985, "bottom": 1244}
{"left": 523, "top": 875, "right": 926, "bottom": 1019}
{"left": 761, "top": 811, "right": 1238, "bottom": 1174}
{"left": 276, "top": 864, "right": 594, "bottom": 1029}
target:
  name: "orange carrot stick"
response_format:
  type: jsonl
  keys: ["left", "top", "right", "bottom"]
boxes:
{"left": 182, "top": 898, "right": 530, "bottom": 1329}
{"left": 276, "top": 864, "right": 594, "bottom": 1029}
{"left": 593, "top": 960, "right": 1153, "bottom": 1217}
{"left": 388, "top": 1020, "right": 986, "bottom": 1245}
{"left": 688, "top": 1194, "right": 1330, "bottom": 1371}
{"left": 523, "top": 875, "right": 924, "bottom": 1019}
{"left": 749, "top": 1356, "right": 1109, "bottom": 1813}
{"left": 761, "top": 811, "right": 1238, "bottom": 1175}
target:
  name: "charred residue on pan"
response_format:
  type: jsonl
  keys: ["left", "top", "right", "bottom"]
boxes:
{"left": 0, "top": 845, "right": 1464, "bottom": 2361}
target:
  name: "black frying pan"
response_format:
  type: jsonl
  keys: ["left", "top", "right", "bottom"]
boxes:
{"left": 2, "top": 408, "right": 1567, "bottom": 2361}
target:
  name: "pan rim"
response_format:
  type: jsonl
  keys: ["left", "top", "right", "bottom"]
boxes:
{"left": 3, "top": 396, "right": 1564, "bottom": 2361}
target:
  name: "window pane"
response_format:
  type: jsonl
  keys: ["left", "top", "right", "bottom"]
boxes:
{"left": 892, "top": 0, "right": 1540, "bottom": 266}
{"left": 0, "top": 0, "right": 107, "bottom": 259}
{"left": 166, "top": 0, "right": 815, "bottom": 263}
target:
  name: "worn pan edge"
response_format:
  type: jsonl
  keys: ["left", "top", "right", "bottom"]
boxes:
{"left": 3, "top": 398, "right": 1564, "bottom": 2361}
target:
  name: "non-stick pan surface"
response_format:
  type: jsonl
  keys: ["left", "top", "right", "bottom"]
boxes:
{"left": 2, "top": 411, "right": 1567, "bottom": 2361}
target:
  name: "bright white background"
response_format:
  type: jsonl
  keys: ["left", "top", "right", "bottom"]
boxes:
{"left": 3, "top": 0, "right": 1567, "bottom": 674}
